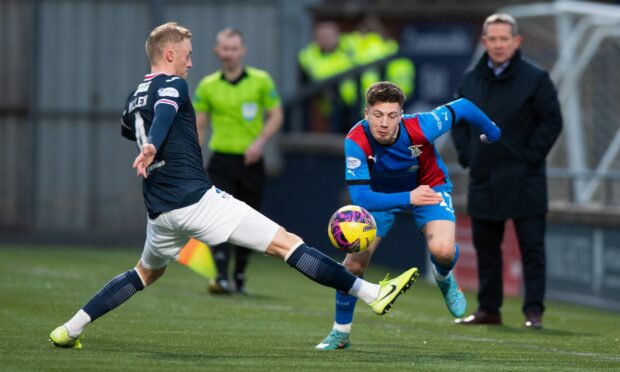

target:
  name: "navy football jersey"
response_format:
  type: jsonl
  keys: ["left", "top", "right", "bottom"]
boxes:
{"left": 121, "top": 72, "right": 211, "bottom": 218}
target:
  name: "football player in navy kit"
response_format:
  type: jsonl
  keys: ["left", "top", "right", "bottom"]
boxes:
{"left": 316, "top": 81, "right": 501, "bottom": 350}
{"left": 49, "top": 23, "right": 420, "bottom": 349}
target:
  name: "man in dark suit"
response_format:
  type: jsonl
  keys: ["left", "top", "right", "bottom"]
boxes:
{"left": 451, "top": 13, "right": 562, "bottom": 329}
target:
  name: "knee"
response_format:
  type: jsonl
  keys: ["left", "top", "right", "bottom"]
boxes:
{"left": 343, "top": 259, "right": 367, "bottom": 276}
{"left": 266, "top": 227, "right": 303, "bottom": 259}
{"left": 428, "top": 239, "right": 456, "bottom": 264}
{"left": 136, "top": 266, "right": 166, "bottom": 286}
{"left": 342, "top": 251, "right": 371, "bottom": 276}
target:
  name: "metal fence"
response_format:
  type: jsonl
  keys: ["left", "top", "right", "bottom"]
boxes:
{"left": 500, "top": 1, "right": 620, "bottom": 208}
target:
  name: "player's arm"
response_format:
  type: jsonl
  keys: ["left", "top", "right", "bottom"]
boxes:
{"left": 447, "top": 98, "right": 501, "bottom": 143}
{"left": 132, "top": 102, "right": 176, "bottom": 178}
{"left": 120, "top": 109, "right": 136, "bottom": 141}
{"left": 133, "top": 79, "right": 186, "bottom": 178}
{"left": 244, "top": 105, "right": 283, "bottom": 165}
{"left": 120, "top": 90, "right": 137, "bottom": 141}
{"left": 417, "top": 98, "right": 501, "bottom": 144}
{"left": 450, "top": 87, "right": 472, "bottom": 168}
{"left": 345, "top": 140, "right": 441, "bottom": 211}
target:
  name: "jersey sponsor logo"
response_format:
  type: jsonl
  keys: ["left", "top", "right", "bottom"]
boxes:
{"left": 135, "top": 81, "right": 151, "bottom": 94}
{"left": 443, "top": 111, "right": 448, "bottom": 121}
{"left": 158, "top": 87, "right": 179, "bottom": 98}
{"left": 147, "top": 160, "right": 166, "bottom": 174}
{"left": 408, "top": 145, "right": 423, "bottom": 158}
{"left": 242, "top": 102, "right": 258, "bottom": 121}
{"left": 347, "top": 157, "right": 362, "bottom": 169}
{"left": 128, "top": 95, "right": 148, "bottom": 112}
{"left": 431, "top": 111, "right": 443, "bottom": 130}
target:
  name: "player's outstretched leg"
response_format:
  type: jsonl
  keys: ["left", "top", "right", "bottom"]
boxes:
{"left": 432, "top": 244, "right": 467, "bottom": 317}
{"left": 283, "top": 242, "right": 418, "bottom": 315}
{"left": 368, "top": 267, "right": 419, "bottom": 315}
{"left": 49, "top": 267, "right": 150, "bottom": 348}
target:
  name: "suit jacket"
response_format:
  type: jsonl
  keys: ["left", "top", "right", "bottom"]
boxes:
{"left": 451, "top": 50, "right": 563, "bottom": 220}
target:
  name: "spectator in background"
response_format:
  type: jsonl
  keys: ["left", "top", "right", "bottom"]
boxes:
{"left": 451, "top": 13, "right": 562, "bottom": 329}
{"left": 193, "top": 28, "right": 283, "bottom": 294}
{"left": 346, "top": 16, "right": 415, "bottom": 101}
{"left": 298, "top": 21, "right": 357, "bottom": 133}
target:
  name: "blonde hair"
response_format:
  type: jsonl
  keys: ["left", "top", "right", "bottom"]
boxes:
{"left": 483, "top": 13, "right": 518, "bottom": 36}
{"left": 146, "top": 22, "right": 192, "bottom": 64}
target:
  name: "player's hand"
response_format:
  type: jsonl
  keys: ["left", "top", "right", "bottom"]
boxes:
{"left": 244, "top": 139, "right": 265, "bottom": 166}
{"left": 410, "top": 185, "right": 443, "bottom": 206}
{"left": 132, "top": 143, "right": 156, "bottom": 178}
{"left": 481, "top": 122, "right": 501, "bottom": 143}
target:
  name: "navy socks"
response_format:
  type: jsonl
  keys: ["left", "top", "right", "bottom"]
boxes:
{"left": 286, "top": 244, "right": 356, "bottom": 293}
{"left": 82, "top": 269, "right": 145, "bottom": 321}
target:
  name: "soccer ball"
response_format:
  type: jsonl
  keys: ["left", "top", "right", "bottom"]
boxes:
{"left": 327, "top": 205, "right": 377, "bottom": 253}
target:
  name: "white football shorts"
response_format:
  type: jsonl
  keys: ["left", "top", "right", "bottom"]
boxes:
{"left": 141, "top": 186, "right": 280, "bottom": 269}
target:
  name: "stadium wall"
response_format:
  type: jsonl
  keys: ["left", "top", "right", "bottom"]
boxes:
{"left": 0, "top": 0, "right": 318, "bottom": 235}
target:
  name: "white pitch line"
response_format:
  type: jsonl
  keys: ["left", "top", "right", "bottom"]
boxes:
{"left": 447, "top": 334, "right": 620, "bottom": 362}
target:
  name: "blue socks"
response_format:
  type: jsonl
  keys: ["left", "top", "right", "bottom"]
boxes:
{"left": 82, "top": 269, "right": 145, "bottom": 322}
{"left": 335, "top": 289, "right": 359, "bottom": 325}
{"left": 286, "top": 244, "right": 356, "bottom": 293}
{"left": 432, "top": 244, "right": 460, "bottom": 277}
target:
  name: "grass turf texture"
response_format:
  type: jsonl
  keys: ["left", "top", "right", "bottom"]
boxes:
{"left": 1, "top": 246, "right": 619, "bottom": 371}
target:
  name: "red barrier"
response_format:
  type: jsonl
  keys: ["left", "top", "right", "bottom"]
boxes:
{"left": 454, "top": 213, "right": 523, "bottom": 296}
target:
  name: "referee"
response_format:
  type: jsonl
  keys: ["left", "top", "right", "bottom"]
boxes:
{"left": 193, "top": 28, "right": 283, "bottom": 294}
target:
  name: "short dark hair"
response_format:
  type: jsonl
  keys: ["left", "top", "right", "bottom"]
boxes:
{"left": 366, "top": 81, "right": 405, "bottom": 107}
{"left": 483, "top": 13, "right": 518, "bottom": 36}
{"left": 216, "top": 28, "right": 244, "bottom": 44}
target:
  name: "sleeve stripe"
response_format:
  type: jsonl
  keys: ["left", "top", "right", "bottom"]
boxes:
{"left": 347, "top": 179, "right": 371, "bottom": 185}
{"left": 445, "top": 104, "right": 456, "bottom": 128}
{"left": 155, "top": 99, "right": 179, "bottom": 112}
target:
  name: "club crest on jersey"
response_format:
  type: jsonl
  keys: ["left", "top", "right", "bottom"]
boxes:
{"left": 409, "top": 145, "right": 423, "bottom": 158}
{"left": 158, "top": 87, "right": 179, "bottom": 98}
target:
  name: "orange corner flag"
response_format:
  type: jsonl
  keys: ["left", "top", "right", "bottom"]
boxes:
{"left": 177, "top": 239, "right": 217, "bottom": 279}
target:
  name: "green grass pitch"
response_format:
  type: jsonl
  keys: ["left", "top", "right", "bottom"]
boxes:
{"left": 1, "top": 245, "right": 618, "bottom": 371}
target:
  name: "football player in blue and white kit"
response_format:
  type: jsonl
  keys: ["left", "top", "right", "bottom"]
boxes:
{"left": 316, "top": 82, "right": 501, "bottom": 350}
{"left": 49, "top": 23, "right": 420, "bottom": 349}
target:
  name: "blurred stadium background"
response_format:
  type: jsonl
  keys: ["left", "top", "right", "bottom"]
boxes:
{"left": 1, "top": 0, "right": 619, "bottom": 311}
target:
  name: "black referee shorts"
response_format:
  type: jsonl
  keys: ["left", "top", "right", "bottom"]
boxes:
{"left": 206, "top": 152, "right": 265, "bottom": 210}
